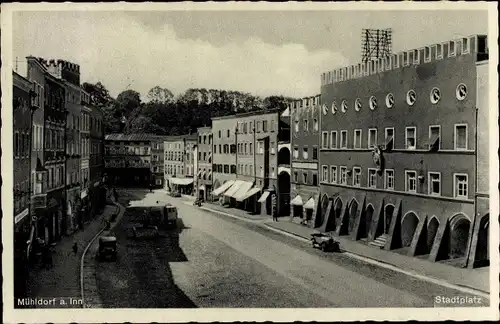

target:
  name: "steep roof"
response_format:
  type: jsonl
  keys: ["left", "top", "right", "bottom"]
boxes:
{"left": 105, "top": 133, "right": 155, "bottom": 141}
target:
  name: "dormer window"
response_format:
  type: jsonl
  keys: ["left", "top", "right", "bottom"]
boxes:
{"left": 436, "top": 44, "right": 443, "bottom": 60}
{"left": 378, "top": 58, "right": 385, "bottom": 72}
{"left": 413, "top": 49, "right": 420, "bottom": 64}
{"left": 424, "top": 46, "right": 431, "bottom": 63}
{"left": 393, "top": 54, "right": 399, "bottom": 68}
{"left": 402, "top": 52, "right": 409, "bottom": 66}
{"left": 462, "top": 37, "right": 470, "bottom": 54}
{"left": 384, "top": 56, "right": 392, "bottom": 71}
{"left": 448, "top": 40, "right": 456, "bottom": 57}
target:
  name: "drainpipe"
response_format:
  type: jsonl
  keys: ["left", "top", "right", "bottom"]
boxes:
{"left": 465, "top": 106, "right": 479, "bottom": 268}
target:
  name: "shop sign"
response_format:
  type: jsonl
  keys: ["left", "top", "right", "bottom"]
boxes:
{"left": 14, "top": 208, "right": 29, "bottom": 224}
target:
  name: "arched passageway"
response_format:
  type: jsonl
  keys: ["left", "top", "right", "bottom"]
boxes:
{"left": 317, "top": 194, "right": 329, "bottom": 228}
{"left": 384, "top": 204, "right": 395, "bottom": 234}
{"left": 475, "top": 214, "right": 490, "bottom": 266}
{"left": 449, "top": 214, "right": 471, "bottom": 259}
{"left": 333, "top": 198, "right": 343, "bottom": 232}
{"left": 359, "top": 204, "right": 374, "bottom": 239}
{"left": 277, "top": 171, "right": 291, "bottom": 216}
{"left": 401, "top": 212, "right": 419, "bottom": 247}
{"left": 427, "top": 217, "right": 440, "bottom": 253}
{"left": 277, "top": 147, "right": 291, "bottom": 166}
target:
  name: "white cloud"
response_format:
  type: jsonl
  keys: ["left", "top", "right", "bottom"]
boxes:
{"left": 13, "top": 12, "right": 348, "bottom": 99}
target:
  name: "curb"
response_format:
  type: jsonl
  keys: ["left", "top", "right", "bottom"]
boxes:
{"left": 262, "top": 223, "right": 490, "bottom": 297}
{"left": 80, "top": 199, "right": 125, "bottom": 308}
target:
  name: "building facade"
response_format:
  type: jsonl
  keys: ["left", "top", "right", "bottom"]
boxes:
{"left": 163, "top": 135, "right": 196, "bottom": 194}
{"left": 26, "top": 56, "right": 46, "bottom": 252}
{"left": 289, "top": 95, "right": 321, "bottom": 227}
{"left": 150, "top": 136, "right": 167, "bottom": 188}
{"left": 195, "top": 127, "right": 213, "bottom": 200}
{"left": 104, "top": 134, "right": 153, "bottom": 187}
{"left": 61, "top": 62, "right": 82, "bottom": 235}
{"left": 318, "top": 35, "right": 489, "bottom": 267}
{"left": 13, "top": 71, "right": 36, "bottom": 299}
{"left": 39, "top": 60, "right": 67, "bottom": 244}
{"left": 89, "top": 104, "right": 106, "bottom": 216}
{"left": 80, "top": 91, "right": 92, "bottom": 225}
{"left": 211, "top": 109, "right": 291, "bottom": 216}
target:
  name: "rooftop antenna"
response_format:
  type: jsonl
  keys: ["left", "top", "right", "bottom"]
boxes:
{"left": 361, "top": 28, "right": 393, "bottom": 63}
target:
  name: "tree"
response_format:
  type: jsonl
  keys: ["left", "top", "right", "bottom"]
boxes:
{"left": 116, "top": 90, "right": 142, "bottom": 117}
{"left": 147, "top": 86, "right": 174, "bottom": 104}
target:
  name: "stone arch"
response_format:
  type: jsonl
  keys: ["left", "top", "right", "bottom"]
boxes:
{"left": 475, "top": 214, "right": 489, "bottom": 265}
{"left": 401, "top": 211, "right": 420, "bottom": 248}
{"left": 331, "top": 197, "right": 342, "bottom": 231}
{"left": 427, "top": 216, "right": 440, "bottom": 253}
{"left": 277, "top": 146, "right": 291, "bottom": 166}
{"left": 359, "top": 203, "right": 375, "bottom": 239}
{"left": 317, "top": 193, "right": 329, "bottom": 227}
{"left": 384, "top": 204, "right": 395, "bottom": 234}
{"left": 340, "top": 198, "right": 358, "bottom": 235}
{"left": 449, "top": 213, "right": 471, "bottom": 259}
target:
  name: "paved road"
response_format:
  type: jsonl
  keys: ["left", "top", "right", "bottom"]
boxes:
{"left": 95, "top": 189, "right": 484, "bottom": 308}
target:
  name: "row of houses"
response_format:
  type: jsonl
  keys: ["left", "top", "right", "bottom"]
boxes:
{"left": 103, "top": 34, "right": 490, "bottom": 269}
{"left": 13, "top": 57, "right": 105, "bottom": 298}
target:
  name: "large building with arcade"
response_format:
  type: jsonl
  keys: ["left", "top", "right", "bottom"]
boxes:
{"left": 317, "top": 34, "right": 489, "bottom": 268}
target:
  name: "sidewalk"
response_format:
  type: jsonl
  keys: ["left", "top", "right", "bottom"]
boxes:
{"left": 196, "top": 200, "right": 269, "bottom": 221}
{"left": 265, "top": 220, "right": 490, "bottom": 294}
{"left": 25, "top": 198, "right": 119, "bottom": 307}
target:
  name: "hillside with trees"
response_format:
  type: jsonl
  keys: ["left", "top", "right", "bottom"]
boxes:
{"left": 82, "top": 82, "right": 296, "bottom": 136}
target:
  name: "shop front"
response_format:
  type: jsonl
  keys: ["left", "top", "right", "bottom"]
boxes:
{"left": 14, "top": 208, "right": 31, "bottom": 299}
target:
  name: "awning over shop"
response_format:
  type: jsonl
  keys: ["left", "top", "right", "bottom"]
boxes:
{"left": 212, "top": 180, "right": 235, "bottom": 196}
{"left": 169, "top": 178, "right": 194, "bottom": 185}
{"left": 290, "top": 195, "right": 303, "bottom": 206}
{"left": 257, "top": 191, "right": 270, "bottom": 203}
{"left": 304, "top": 198, "right": 315, "bottom": 210}
{"left": 237, "top": 187, "right": 262, "bottom": 202}
{"left": 233, "top": 181, "right": 254, "bottom": 201}
{"left": 224, "top": 180, "right": 245, "bottom": 198}
{"left": 199, "top": 185, "right": 206, "bottom": 191}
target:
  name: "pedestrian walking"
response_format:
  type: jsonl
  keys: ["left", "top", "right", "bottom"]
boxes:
{"left": 149, "top": 183, "right": 153, "bottom": 193}
{"left": 273, "top": 213, "right": 278, "bottom": 222}
{"left": 72, "top": 242, "right": 78, "bottom": 256}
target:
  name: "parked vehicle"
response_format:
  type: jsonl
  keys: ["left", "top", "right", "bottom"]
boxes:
{"left": 163, "top": 204, "right": 178, "bottom": 228}
{"left": 169, "top": 190, "right": 181, "bottom": 198}
{"left": 310, "top": 233, "right": 340, "bottom": 252}
{"left": 98, "top": 236, "right": 117, "bottom": 260}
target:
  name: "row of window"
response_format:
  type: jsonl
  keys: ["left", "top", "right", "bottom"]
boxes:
{"left": 213, "top": 164, "right": 237, "bottom": 174}
{"left": 293, "top": 118, "right": 319, "bottom": 133}
{"left": 237, "top": 164, "right": 278, "bottom": 178}
{"left": 165, "top": 150, "right": 193, "bottom": 162}
{"left": 198, "top": 134, "right": 213, "bottom": 145}
{"left": 164, "top": 164, "right": 194, "bottom": 176}
{"left": 289, "top": 96, "right": 321, "bottom": 109}
{"left": 106, "top": 146, "right": 150, "bottom": 156}
{"left": 292, "top": 170, "right": 319, "bottom": 186}
{"left": 196, "top": 168, "right": 213, "bottom": 180}
{"left": 292, "top": 146, "right": 319, "bottom": 160}
{"left": 14, "top": 131, "right": 30, "bottom": 159}
{"left": 236, "top": 119, "right": 277, "bottom": 134}
{"left": 44, "top": 127, "right": 65, "bottom": 151}
{"left": 104, "top": 159, "right": 150, "bottom": 168}
{"left": 198, "top": 151, "right": 212, "bottom": 162}
{"left": 319, "top": 165, "right": 469, "bottom": 199}
{"left": 321, "top": 124, "right": 468, "bottom": 151}
{"left": 66, "top": 170, "right": 81, "bottom": 186}
{"left": 47, "top": 165, "right": 65, "bottom": 190}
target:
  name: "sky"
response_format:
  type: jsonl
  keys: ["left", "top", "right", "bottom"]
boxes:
{"left": 11, "top": 7, "right": 489, "bottom": 100}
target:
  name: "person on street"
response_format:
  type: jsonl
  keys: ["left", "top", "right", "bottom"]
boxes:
{"left": 72, "top": 242, "right": 78, "bottom": 256}
{"left": 273, "top": 213, "right": 278, "bottom": 222}
{"left": 149, "top": 183, "right": 153, "bottom": 193}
